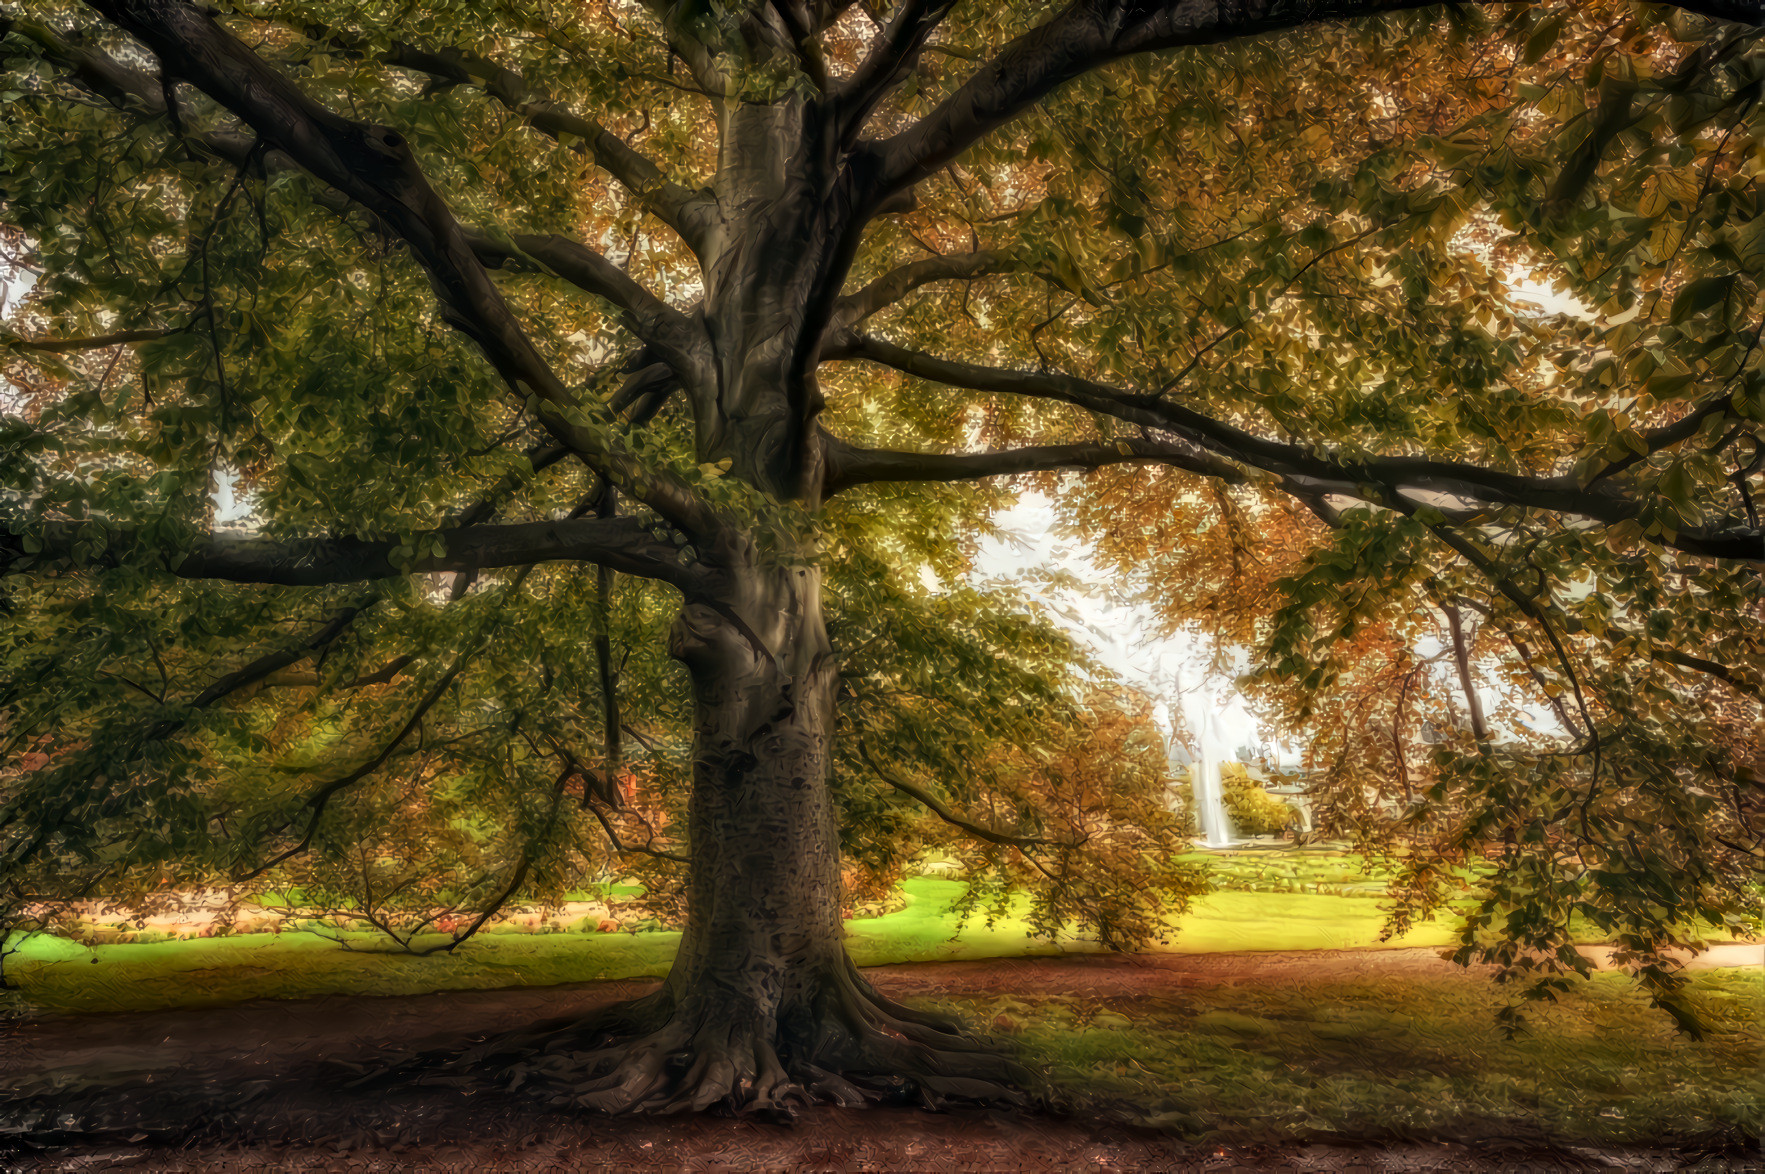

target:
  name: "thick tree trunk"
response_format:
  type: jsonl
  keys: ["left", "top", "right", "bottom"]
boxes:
{"left": 649, "top": 541, "right": 852, "bottom": 1107}
{"left": 461, "top": 534, "right": 1027, "bottom": 1113}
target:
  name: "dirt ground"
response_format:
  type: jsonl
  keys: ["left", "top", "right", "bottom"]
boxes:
{"left": 1, "top": 944, "right": 1759, "bottom": 1172}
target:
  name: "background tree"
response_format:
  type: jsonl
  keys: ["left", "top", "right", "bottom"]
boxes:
{"left": 2, "top": 0, "right": 1762, "bottom": 1112}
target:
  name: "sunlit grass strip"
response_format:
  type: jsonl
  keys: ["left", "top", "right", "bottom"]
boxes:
{"left": 4, "top": 878, "right": 1539, "bottom": 1016}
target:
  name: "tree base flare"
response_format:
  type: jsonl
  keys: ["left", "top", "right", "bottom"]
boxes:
{"left": 420, "top": 962, "right": 1034, "bottom": 1116}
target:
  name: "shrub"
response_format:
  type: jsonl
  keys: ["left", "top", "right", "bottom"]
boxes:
{"left": 1221, "top": 765, "right": 1300, "bottom": 836}
{"left": 1179, "top": 766, "right": 1301, "bottom": 836}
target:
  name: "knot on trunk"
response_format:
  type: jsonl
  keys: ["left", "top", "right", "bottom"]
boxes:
{"left": 669, "top": 601, "right": 777, "bottom": 677}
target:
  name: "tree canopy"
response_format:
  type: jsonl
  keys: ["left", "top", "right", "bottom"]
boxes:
{"left": 1, "top": 0, "right": 1762, "bottom": 1109}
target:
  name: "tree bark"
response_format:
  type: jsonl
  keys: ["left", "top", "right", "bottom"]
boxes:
{"left": 462, "top": 533, "right": 1026, "bottom": 1113}
{"left": 657, "top": 536, "right": 848, "bottom": 1105}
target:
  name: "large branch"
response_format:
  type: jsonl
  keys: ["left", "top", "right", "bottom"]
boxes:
{"left": 1, "top": 516, "right": 698, "bottom": 589}
{"left": 379, "top": 42, "right": 719, "bottom": 256}
{"left": 462, "top": 229, "right": 706, "bottom": 373}
{"left": 826, "top": 329, "right": 1174, "bottom": 426}
{"left": 827, "top": 249, "right": 1021, "bottom": 332}
{"left": 80, "top": 0, "right": 720, "bottom": 539}
{"left": 822, "top": 433, "right": 1243, "bottom": 494}
{"left": 61, "top": 440, "right": 572, "bottom": 736}
{"left": 829, "top": 332, "right": 1765, "bottom": 562}
{"left": 860, "top": 0, "right": 1765, "bottom": 204}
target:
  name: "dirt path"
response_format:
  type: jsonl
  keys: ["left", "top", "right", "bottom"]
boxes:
{"left": 2, "top": 944, "right": 1757, "bottom": 1171}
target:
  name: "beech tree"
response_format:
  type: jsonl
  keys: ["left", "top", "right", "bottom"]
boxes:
{"left": 2, "top": 0, "right": 1763, "bottom": 1113}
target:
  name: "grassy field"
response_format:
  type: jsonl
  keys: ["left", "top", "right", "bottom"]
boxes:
{"left": 952, "top": 968, "right": 1763, "bottom": 1148}
{"left": 0, "top": 846, "right": 1738, "bottom": 1018}
{"left": 1, "top": 868, "right": 1474, "bottom": 1016}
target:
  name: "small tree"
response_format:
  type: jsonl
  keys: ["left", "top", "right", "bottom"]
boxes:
{"left": 2, "top": 0, "right": 1762, "bottom": 1111}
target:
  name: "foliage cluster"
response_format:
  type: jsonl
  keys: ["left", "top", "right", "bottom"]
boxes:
{"left": 1026, "top": 1, "right": 1765, "bottom": 1025}
{"left": 1221, "top": 767, "right": 1302, "bottom": 837}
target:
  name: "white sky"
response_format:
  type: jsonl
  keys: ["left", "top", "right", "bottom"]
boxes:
{"left": 970, "top": 490, "right": 1285, "bottom": 768}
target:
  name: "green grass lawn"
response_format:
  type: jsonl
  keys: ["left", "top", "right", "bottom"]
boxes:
{"left": 1, "top": 874, "right": 1476, "bottom": 1016}
{"left": 0, "top": 847, "right": 1741, "bottom": 1018}
{"left": 849, "top": 881, "right": 1468, "bottom": 964}
{"left": 0, "top": 873, "right": 1542, "bottom": 1017}
{"left": 943, "top": 968, "right": 1762, "bottom": 1148}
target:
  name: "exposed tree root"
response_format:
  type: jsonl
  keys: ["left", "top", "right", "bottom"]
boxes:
{"left": 389, "top": 958, "right": 1034, "bottom": 1117}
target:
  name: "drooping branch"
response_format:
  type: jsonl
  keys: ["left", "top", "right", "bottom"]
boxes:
{"left": 829, "top": 332, "right": 1765, "bottom": 563}
{"left": 592, "top": 482, "right": 624, "bottom": 783}
{"left": 419, "top": 760, "right": 580, "bottom": 955}
{"left": 217, "top": 564, "right": 546, "bottom": 885}
{"left": 1, "top": 516, "right": 698, "bottom": 589}
{"left": 857, "top": 740, "right": 1064, "bottom": 849}
{"left": 585, "top": 801, "right": 690, "bottom": 863}
{"left": 183, "top": 598, "right": 380, "bottom": 711}
{"left": 236, "top": 646, "right": 478, "bottom": 881}
{"left": 377, "top": 42, "right": 719, "bottom": 255}
{"left": 1410, "top": 510, "right": 1603, "bottom": 774}
{"left": 1441, "top": 600, "right": 1489, "bottom": 743}
{"left": 79, "top": 0, "right": 720, "bottom": 538}
{"left": 859, "top": 0, "right": 1764, "bottom": 207}
{"left": 1, "top": 327, "right": 179, "bottom": 353}
{"left": 822, "top": 433, "right": 1243, "bottom": 494}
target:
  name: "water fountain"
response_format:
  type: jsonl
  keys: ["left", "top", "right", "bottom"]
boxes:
{"left": 1181, "top": 693, "right": 1237, "bottom": 848}
{"left": 1153, "top": 653, "right": 1239, "bottom": 849}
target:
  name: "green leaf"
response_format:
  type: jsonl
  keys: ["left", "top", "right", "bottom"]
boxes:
{"left": 1669, "top": 275, "right": 1734, "bottom": 325}
{"left": 1522, "top": 15, "right": 1565, "bottom": 64}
